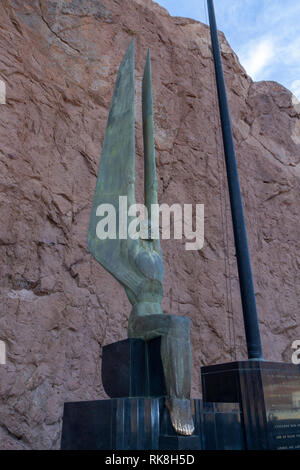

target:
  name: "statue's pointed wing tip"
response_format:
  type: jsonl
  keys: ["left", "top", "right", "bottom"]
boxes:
{"left": 145, "top": 49, "right": 151, "bottom": 67}
{"left": 128, "top": 37, "right": 135, "bottom": 51}
{"left": 119, "top": 38, "right": 135, "bottom": 69}
{"left": 142, "top": 49, "right": 152, "bottom": 88}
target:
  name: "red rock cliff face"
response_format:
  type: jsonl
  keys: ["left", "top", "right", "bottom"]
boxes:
{"left": 0, "top": 0, "right": 299, "bottom": 449}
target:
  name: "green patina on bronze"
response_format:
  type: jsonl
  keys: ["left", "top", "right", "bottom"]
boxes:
{"left": 88, "top": 39, "right": 194, "bottom": 436}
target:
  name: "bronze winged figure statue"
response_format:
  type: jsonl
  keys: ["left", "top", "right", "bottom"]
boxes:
{"left": 88, "top": 39, "right": 194, "bottom": 436}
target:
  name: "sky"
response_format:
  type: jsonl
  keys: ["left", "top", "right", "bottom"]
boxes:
{"left": 155, "top": 0, "right": 300, "bottom": 99}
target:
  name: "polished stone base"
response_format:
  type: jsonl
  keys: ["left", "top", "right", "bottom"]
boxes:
{"left": 60, "top": 398, "right": 244, "bottom": 450}
{"left": 102, "top": 338, "right": 166, "bottom": 398}
{"left": 201, "top": 361, "right": 300, "bottom": 450}
{"left": 202, "top": 402, "right": 245, "bottom": 450}
{"left": 61, "top": 397, "right": 161, "bottom": 450}
{"left": 61, "top": 339, "right": 244, "bottom": 450}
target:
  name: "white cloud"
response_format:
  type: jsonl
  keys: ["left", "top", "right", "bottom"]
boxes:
{"left": 291, "top": 80, "right": 300, "bottom": 100}
{"left": 156, "top": 1, "right": 300, "bottom": 96}
{"left": 240, "top": 38, "right": 275, "bottom": 80}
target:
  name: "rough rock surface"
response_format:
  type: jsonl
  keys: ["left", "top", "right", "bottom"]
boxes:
{"left": 0, "top": 0, "right": 299, "bottom": 449}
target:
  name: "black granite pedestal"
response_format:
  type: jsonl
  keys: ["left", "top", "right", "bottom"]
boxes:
{"left": 61, "top": 397, "right": 244, "bottom": 450}
{"left": 201, "top": 361, "right": 300, "bottom": 450}
{"left": 101, "top": 337, "right": 166, "bottom": 398}
{"left": 61, "top": 397, "right": 203, "bottom": 450}
{"left": 61, "top": 397, "right": 161, "bottom": 450}
{"left": 61, "top": 338, "right": 244, "bottom": 450}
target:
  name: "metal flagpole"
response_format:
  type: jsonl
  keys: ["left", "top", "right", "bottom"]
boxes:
{"left": 207, "top": 0, "right": 263, "bottom": 360}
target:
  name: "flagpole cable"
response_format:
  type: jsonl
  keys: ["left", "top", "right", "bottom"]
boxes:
{"left": 203, "top": 0, "right": 237, "bottom": 360}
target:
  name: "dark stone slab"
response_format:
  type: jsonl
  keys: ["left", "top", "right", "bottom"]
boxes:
{"left": 201, "top": 361, "right": 300, "bottom": 450}
{"left": 111, "top": 397, "right": 161, "bottom": 450}
{"left": 61, "top": 339, "right": 246, "bottom": 450}
{"left": 61, "top": 398, "right": 161, "bottom": 450}
{"left": 202, "top": 403, "right": 245, "bottom": 450}
{"left": 61, "top": 399, "right": 113, "bottom": 450}
{"left": 102, "top": 338, "right": 166, "bottom": 398}
{"left": 61, "top": 398, "right": 204, "bottom": 450}
{"left": 61, "top": 397, "right": 244, "bottom": 450}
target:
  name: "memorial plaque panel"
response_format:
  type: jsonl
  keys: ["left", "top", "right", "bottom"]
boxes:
{"left": 261, "top": 366, "right": 300, "bottom": 450}
{"left": 201, "top": 361, "right": 300, "bottom": 450}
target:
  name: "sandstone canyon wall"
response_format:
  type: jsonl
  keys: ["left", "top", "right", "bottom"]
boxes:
{"left": 0, "top": 0, "right": 299, "bottom": 449}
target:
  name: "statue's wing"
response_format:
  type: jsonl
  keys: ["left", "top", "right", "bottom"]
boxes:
{"left": 87, "top": 39, "right": 142, "bottom": 295}
{"left": 142, "top": 49, "right": 161, "bottom": 255}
